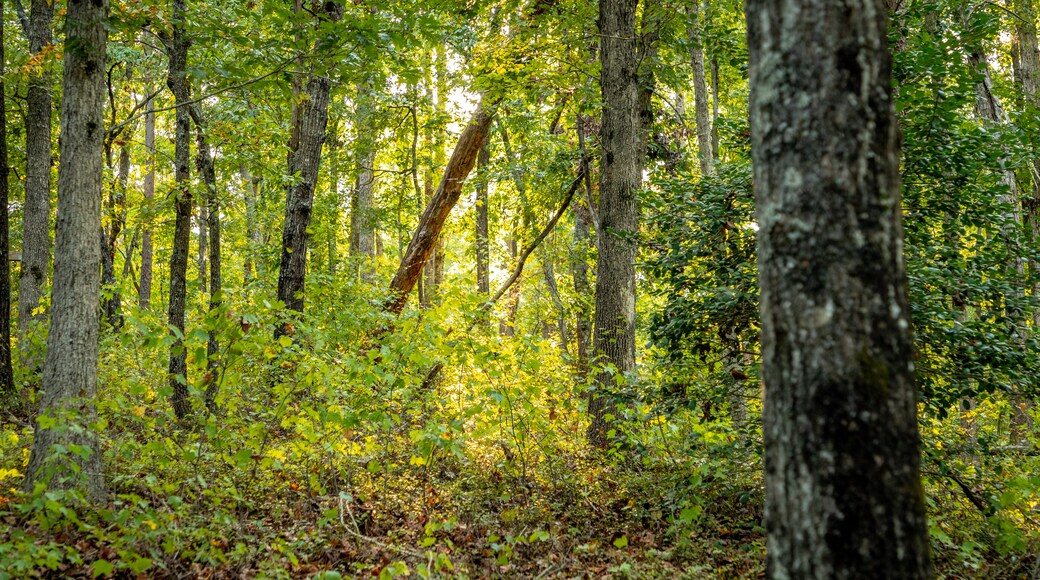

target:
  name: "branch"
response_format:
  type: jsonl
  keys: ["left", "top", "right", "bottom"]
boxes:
{"left": 13, "top": 0, "right": 29, "bottom": 39}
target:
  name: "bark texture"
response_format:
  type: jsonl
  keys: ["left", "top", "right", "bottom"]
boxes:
{"left": 350, "top": 80, "right": 378, "bottom": 260}
{"left": 687, "top": 1, "right": 714, "bottom": 176}
{"left": 1014, "top": 0, "right": 1040, "bottom": 327}
{"left": 24, "top": 0, "right": 108, "bottom": 500}
{"left": 139, "top": 97, "right": 155, "bottom": 309}
{"left": 475, "top": 144, "right": 491, "bottom": 297}
{"left": 588, "top": 0, "right": 643, "bottom": 447}
{"left": 190, "top": 105, "right": 221, "bottom": 412}
{"left": 18, "top": 0, "right": 55, "bottom": 347}
{"left": 166, "top": 0, "right": 193, "bottom": 419}
{"left": 276, "top": 1, "right": 342, "bottom": 319}
{"left": 0, "top": 5, "right": 13, "bottom": 395}
{"left": 383, "top": 101, "right": 495, "bottom": 315}
{"left": 745, "top": 0, "right": 932, "bottom": 577}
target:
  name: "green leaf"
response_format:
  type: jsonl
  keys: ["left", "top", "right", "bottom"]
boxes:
{"left": 613, "top": 535, "right": 628, "bottom": 549}
{"left": 92, "top": 560, "right": 115, "bottom": 577}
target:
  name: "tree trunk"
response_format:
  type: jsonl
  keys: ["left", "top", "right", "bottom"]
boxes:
{"left": 241, "top": 163, "right": 261, "bottom": 284}
{"left": 350, "top": 80, "right": 378, "bottom": 261}
{"left": 139, "top": 96, "right": 155, "bottom": 309}
{"left": 383, "top": 100, "right": 495, "bottom": 315}
{"left": 687, "top": 1, "right": 713, "bottom": 176}
{"left": 101, "top": 137, "right": 131, "bottom": 327}
{"left": 1014, "top": 0, "right": 1040, "bottom": 327}
{"left": 18, "top": 0, "right": 55, "bottom": 352}
{"left": 573, "top": 117, "right": 595, "bottom": 377}
{"left": 476, "top": 144, "right": 491, "bottom": 297}
{"left": 0, "top": 5, "right": 13, "bottom": 396}
{"left": 166, "top": 0, "right": 193, "bottom": 419}
{"left": 190, "top": 105, "right": 221, "bottom": 413}
{"left": 275, "top": 1, "right": 340, "bottom": 320}
{"left": 745, "top": 0, "right": 932, "bottom": 576}
{"left": 23, "top": 0, "right": 108, "bottom": 500}
{"left": 587, "top": 0, "right": 643, "bottom": 447}
{"left": 196, "top": 195, "right": 208, "bottom": 294}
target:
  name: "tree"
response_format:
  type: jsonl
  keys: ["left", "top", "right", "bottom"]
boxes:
{"left": 587, "top": 0, "right": 643, "bottom": 447}
{"left": 16, "top": 0, "right": 55, "bottom": 359}
{"left": 687, "top": 0, "right": 713, "bottom": 176}
{"left": 139, "top": 94, "right": 156, "bottom": 309}
{"left": 0, "top": 0, "right": 14, "bottom": 396}
{"left": 165, "top": 0, "right": 194, "bottom": 419}
{"left": 745, "top": 0, "right": 932, "bottom": 576}
{"left": 276, "top": 0, "right": 343, "bottom": 321}
{"left": 23, "top": 0, "right": 109, "bottom": 500}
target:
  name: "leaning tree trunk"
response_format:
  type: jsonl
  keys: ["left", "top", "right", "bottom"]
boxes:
{"left": 139, "top": 96, "right": 155, "bottom": 309}
{"left": 0, "top": 4, "right": 13, "bottom": 396}
{"left": 18, "top": 0, "right": 55, "bottom": 353}
{"left": 23, "top": 0, "right": 108, "bottom": 500}
{"left": 745, "top": 0, "right": 933, "bottom": 577}
{"left": 587, "top": 0, "right": 643, "bottom": 447}
{"left": 383, "top": 100, "right": 495, "bottom": 315}
{"left": 166, "top": 0, "right": 193, "bottom": 419}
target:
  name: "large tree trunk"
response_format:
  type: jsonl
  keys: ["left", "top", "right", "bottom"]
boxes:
{"left": 23, "top": 0, "right": 108, "bottom": 500}
{"left": 139, "top": 96, "right": 155, "bottom": 309}
{"left": 166, "top": 0, "right": 193, "bottom": 419}
{"left": 687, "top": 0, "right": 713, "bottom": 176}
{"left": 276, "top": 9, "right": 341, "bottom": 321}
{"left": 587, "top": 0, "right": 643, "bottom": 447}
{"left": 190, "top": 105, "right": 221, "bottom": 412}
{"left": 18, "top": 0, "right": 55, "bottom": 353}
{"left": 746, "top": 0, "right": 932, "bottom": 576}
{"left": 0, "top": 5, "right": 13, "bottom": 396}
{"left": 383, "top": 100, "right": 495, "bottom": 315}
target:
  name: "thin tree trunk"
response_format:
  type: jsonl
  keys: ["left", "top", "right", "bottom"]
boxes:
{"left": 687, "top": 1, "right": 713, "bottom": 176}
{"left": 587, "top": 0, "right": 643, "bottom": 447}
{"left": 23, "top": 0, "right": 108, "bottom": 500}
{"left": 140, "top": 96, "right": 155, "bottom": 309}
{"left": 101, "top": 137, "right": 131, "bottom": 327}
{"left": 189, "top": 105, "right": 221, "bottom": 412}
{"left": 276, "top": 2, "right": 343, "bottom": 322}
{"left": 166, "top": 0, "right": 193, "bottom": 419}
{"left": 241, "top": 163, "right": 261, "bottom": 283}
{"left": 746, "top": 0, "right": 932, "bottom": 576}
{"left": 18, "top": 0, "right": 55, "bottom": 352}
{"left": 476, "top": 144, "right": 491, "bottom": 297}
{"left": 196, "top": 194, "right": 208, "bottom": 294}
{"left": 1014, "top": 0, "right": 1040, "bottom": 327}
{"left": 0, "top": 5, "right": 13, "bottom": 396}
{"left": 573, "top": 116, "right": 595, "bottom": 377}
{"left": 383, "top": 100, "right": 496, "bottom": 315}
{"left": 350, "top": 80, "right": 378, "bottom": 261}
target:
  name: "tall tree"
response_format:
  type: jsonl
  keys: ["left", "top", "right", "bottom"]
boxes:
{"left": 23, "top": 0, "right": 109, "bottom": 499}
{"left": 350, "top": 79, "right": 378, "bottom": 261}
{"left": 190, "top": 105, "right": 221, "bottom": 412}
{"left": 0, "top": 0, "right": 14, "bottom": 396}
{"left": 165, "top": 0, "right": 194, "bottom": 419}
{"left": 276, "top": 1, "right": 343, "bottom": 321}
{"left": 587, "top": 0, "right": 643, "bottom": 447}
{"left": 1013, "top": 0, "right": 1040, "bottom": 327}
{"left": 139, "top": 96, "right": 155, "bottom": 309}
{"left": 745, "top": 0, "right": 932, "bottom": 576}
{"left": 475, "top": 144, "right": 491, "bottom": 297}
{"left": 16, "top": 0, "right": 55, "bottom": 355}
{"left": 687, "top": 0, "right": 713, "bottom": 176}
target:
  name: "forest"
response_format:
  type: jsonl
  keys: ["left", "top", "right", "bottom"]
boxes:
{"left": 0, "top": 0, "right": 1039, "bottom": 577}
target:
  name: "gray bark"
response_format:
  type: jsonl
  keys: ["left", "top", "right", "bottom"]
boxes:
{"left": 18, "top": 0, "right": 55, "bottom": 357}
{"left": 687, "top": 1, "right": 714, "bottom": 175}
{"left": 24, "top": 0, "right": 108, "bottom": 500}
{"left": 350, "top": 80, "right": 378, "bottom": 260}
{"left": 587, "top": 0, "right": 643, "bottom": 447}
{"left": 241, "top": 163, "right": 262, "bottom": 284}
{"left": 190, "top": 105, "right": 221, "bottom": 412}
{"left": 745, "top": 0, "right": 932, "bottom": 577}
{"left": 573, "top": 116, "right": 595, "bottom": 376}
{"left": 0, "top": 5, "right": 13, "bottom": 395}
{"left": 139, "top": 96, "right": 155, "bottom": 309}
{"left": 276, "top": 2, "right": 343, "bottom": 321}
{"left": 166, "top": 0, "right": 193, "bottom": 419}
{"left": 476, "top": 144, "right": 491, "bottom": 297}
{"left": 1014, "top": 0, "right": 1040, "bottom": 328}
